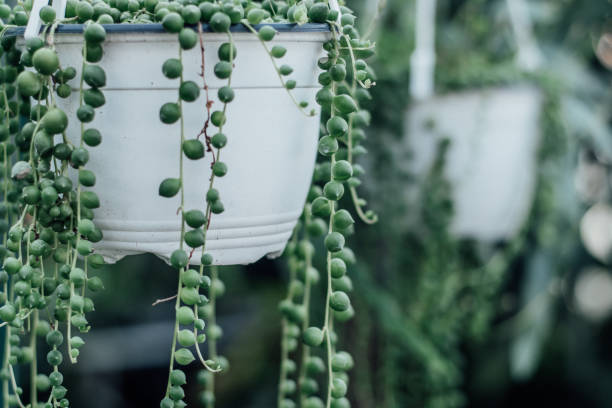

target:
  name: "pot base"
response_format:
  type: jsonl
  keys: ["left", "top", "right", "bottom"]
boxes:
{"left": 94, "top": 210, "right": 299, "bottom": 265}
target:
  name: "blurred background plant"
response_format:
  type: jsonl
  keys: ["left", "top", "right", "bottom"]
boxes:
{"left": 5, "top": 0, "right": 612, "bottom": 407}
{"left": 345, "top": 1, "right": 612, "bottom": 408}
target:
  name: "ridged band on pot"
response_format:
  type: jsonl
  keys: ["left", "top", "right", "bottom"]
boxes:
{"left": 16, "top": 24, "right": 329, "bottom": 265}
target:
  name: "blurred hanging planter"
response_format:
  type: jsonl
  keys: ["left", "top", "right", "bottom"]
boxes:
{"left": 405, "top": 0, "right": 543, "bottom": 242}
{"left": 0, "top": 0, "right": 377, "bottom": 407}
{"left": 407, "top": 86, "right": 542, "bottom": 241}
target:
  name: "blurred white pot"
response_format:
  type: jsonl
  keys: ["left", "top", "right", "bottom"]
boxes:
{"left": 406, "top": 86, "right": 542, "bottom": 241}
{"left": 28, "top": 25, "right": 327, "bottom": 265}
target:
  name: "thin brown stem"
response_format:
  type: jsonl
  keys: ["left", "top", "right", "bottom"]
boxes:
{"left": 152, "top": 295, "right": 178, "bottom": 307}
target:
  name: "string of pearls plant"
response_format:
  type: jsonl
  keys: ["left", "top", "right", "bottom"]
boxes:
{"left": 278, "top": 3, "right": 376, "bottom": 408}
{"left": 0, "top": 10, "right": 106, "bottom": 408}
{"left": 0, "top": 0, "right": 376, "bottom": 407}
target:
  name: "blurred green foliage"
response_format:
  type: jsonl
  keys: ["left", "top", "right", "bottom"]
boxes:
{"left": 335, "top": 0, "right": 612, "bottom": 407}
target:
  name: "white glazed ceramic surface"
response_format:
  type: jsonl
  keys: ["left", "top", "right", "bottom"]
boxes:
{"left": 406, "top": 86, "right": 542, "bottom": 241}
{"left": 48, "top": 29, "right": 327, "bottom": 265}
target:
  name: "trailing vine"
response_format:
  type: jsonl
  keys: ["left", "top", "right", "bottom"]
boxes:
{"left": 276, "top": 3, "right": 377, "bottom": 408}
{"left": 157, "top": 8, "right": 239, "bottom": 408}
{"left": 0, "top": 11, "right": 108, "bottom": 407}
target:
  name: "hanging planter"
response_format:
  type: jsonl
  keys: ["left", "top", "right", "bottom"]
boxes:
{"left": 15, "top": 23, "right": 329, "bottom": 265}
{"left": 406, "top": 85, "right": 542, "bottom": 241}
{"left": 0, "top": 0, "right": 378, "bottom": 407}
{"left": 405, "top": 0, "right": 543, "bottom": 242}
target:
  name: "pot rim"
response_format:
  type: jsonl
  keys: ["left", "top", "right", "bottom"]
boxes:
{"left": 5, "top": 22, "right": 330, "bottom": 37}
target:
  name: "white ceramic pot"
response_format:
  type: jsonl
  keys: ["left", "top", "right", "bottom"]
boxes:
{"left": 406, "top": 86, "right": 542, "bottom": 241}
{"left": 21, "top": 24, "right": 328, "bottom": 265}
